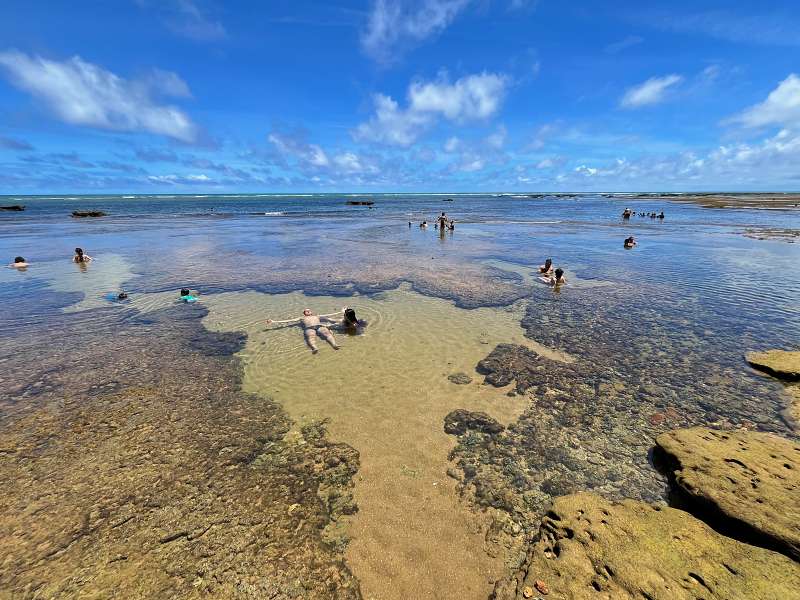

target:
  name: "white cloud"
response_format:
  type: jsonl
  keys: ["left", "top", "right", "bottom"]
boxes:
{"left": 147, "top": 173, "right": 210, "bottom": 184}
{"left": 268, "top": 131, "right": 330, "bottom": 167}
{"left": 443, "top": 136, "right": 461, "bottom": 152}
{"left": 361, "top": 0, "right": 470, "bottom": 62}
{"left": 620, "top": 74, "right": 683, "bottom": 108}
{"left": 485, "top": 125, "right": 507, "bottom": 149}
{"left": 731, "top": 74, "right": 800, "bottom": 129}
{"left": 0, "top": 50, "right": 198, "bottom": 142}
{"left": 354, "top": 72, "right": 509, "bottom": 146}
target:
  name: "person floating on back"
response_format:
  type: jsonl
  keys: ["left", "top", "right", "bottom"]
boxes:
{"left": 624, "top": 236, "right": 637, "bottom": 248}
{"left": 73, "top": 247, "right": 93, "bottom": 263}
{"left": 9, "top": 256, "right": 28, "bottom": 269}
{"left": 266, "top": 307, "right": 345, "bottom": 354}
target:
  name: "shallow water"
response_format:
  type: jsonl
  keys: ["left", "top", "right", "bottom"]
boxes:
{"left": 1, "top": 193, "right": 799, "bottom": 598}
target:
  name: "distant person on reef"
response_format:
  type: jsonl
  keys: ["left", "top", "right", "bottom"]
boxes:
{"left": 624, "top": 236, "right": 637, "bottom": 248}
{"left": 73, "top": 247, "right": 92, "bottom": 263}
{"left": 540, "top": 268, "right": 566, "bottom": 286}
{"left": 539, "top": 258, "right": 553, "bottom": 274}
{"left": 266, "top": 308, "right": 345, "bottom": 354}
{"left": 622, "top": 208, "right": 632, "bottom": 219}
{"left": 9, "top": 256, "right": 28, "bottom": 269}
{"left": 658, "top": 211, "right": 665, "bottom": 219}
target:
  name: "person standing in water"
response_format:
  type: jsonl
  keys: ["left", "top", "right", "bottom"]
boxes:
{"left": 73, "top": 247, "right": 93, "bottom": 262}
{"left": 266, "top": 308, "right": 344, "bottom": 353}
{"left": 438, "top": 212, "right": 448, "bottom": 229}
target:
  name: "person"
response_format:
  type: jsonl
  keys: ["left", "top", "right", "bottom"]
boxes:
{"left": 658, "top": 211, "right": 665, "bottom": 219}
{"left": 408, "top": 221, "right": 412, "bottom": 227}
{"left": 448, "top": 220, "right": 455, "bottom": 231}
{"left": 538, "top": 258, "right": 553, "bottom": 274}
{"left": 624, "top": 236, "right": 637, "bottom": 248}
{"left": 420, "top": 221, "right": 428, "bottom": 228}
{"left": 105, "top": 291, "right": 129, "bottom": 302}
{"left": 438, "top": 212, "right": 448, "bottom": 229}
{"left": 540, "top": 268, "right": 566, "bottom": 286}
{"left": 622, "top": 208, "right": 632, "bottom": 219}
{"left": 179, "top": 288, "right": 199, "bottom": 303}
{"left": 266, "top": 308, "right": 345, "bottom": 353}
{"left": 339, "top": 307, "right": 367, "bottom": 335}
{"left": 9, "top": 256, "right": 28, "bottom": 269}
{"left": 73, "top": 247, "right": 93, "bottom": 262}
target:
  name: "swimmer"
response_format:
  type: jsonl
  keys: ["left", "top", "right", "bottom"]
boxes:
{"left": 105, "top": 291, "right": 129, "bottom": 302}
{"left": 448, "top": 220, "right": 455, "bottom": 231}
{"left": 9, "top": 256, "right": 28, "bottom": 269}
{"left": 624, "top": 236, "right": 637, "bottom": 248}
{"left": 73, "top": 247, "right": 93, "bottom": 263}
{"left": 622, "top": 208, "right": 632, "bottom": 219}
{"left": 658, "top": 211, "right": 665, "bottom": 219}
{"left": 538, "top": 258, "right": 553, "bottom": 274}
{"left": 338, "top": 307, "right": 367, "bottom": 335}
{"left": 420, "top": 221, "right": 428, "bottom": 228}
{"left": 539, "top": 268, "right": 566, "bottom": 286}
{"left": 266, "top": 308, "right": 345, "bottom": 353}
{"left": 179, "top": 288, "right": 199, "bottom": 303}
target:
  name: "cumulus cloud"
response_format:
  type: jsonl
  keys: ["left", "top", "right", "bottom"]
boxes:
{"left": 0, "top": 50, "right": 198, "bottom": 142}
{"left": 730, "top": 74, "right": 800, "bottom": 129}
{"left": 620, "top": 74, "right": 683, "bottom": 108}
{"left": 268, "top": 128, "right": 377, "bottom": 177}
{"left": 361, "top": 0, "right": 471, "bottom": 62}
{"left": 355, "top": 72, "right": 509, "bottom": 146}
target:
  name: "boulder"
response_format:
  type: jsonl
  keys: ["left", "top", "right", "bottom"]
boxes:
{"left": 443, "top": 409, "right": 503, "bottom": 436}
{"left": 746, "top": 350, "right": 800, "bottom": 381}
{"left": 492, "top": 492, "right": 800, "bottom": 600}
{"left": 656, "top": 427, "right": 800, "bottom": 561}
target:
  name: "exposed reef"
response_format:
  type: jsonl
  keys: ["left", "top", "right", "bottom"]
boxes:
{"left": 0, "top": 301, "right": 361, "bottom": 599}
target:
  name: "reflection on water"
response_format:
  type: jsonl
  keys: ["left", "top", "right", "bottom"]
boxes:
{"left": 203, "top": 287, "right": 557, "bottom": 600}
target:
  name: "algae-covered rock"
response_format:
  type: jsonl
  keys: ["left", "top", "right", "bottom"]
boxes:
{"left": 746, "top": 350, "right": 800, "bottom": 381}
{"left": 443, "top": 409, "right": 503, "bottom": 435}
{"left": 656, "top": 427, "right": 800, "bottom": 561}
{"left": 447, "top": 372, "right": 473, "bottom": 385}
{"left": 492, "top": 492, "right": 800, "bottom": 600}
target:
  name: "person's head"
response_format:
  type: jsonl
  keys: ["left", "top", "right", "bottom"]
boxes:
{"left": 303, "top": 308, "right": 313, "bottom": 316}
{"left": 118, "top": 292, "right": 128, "bottom": 300}
{"left": 344, "top": 308, "right": 357, "bottom": 324}
{"left": 14, "top": 256, "right": 25, "bottom": 264}
{"left": 441, "top": 212, "right": 446, "bottom": 216}
{"left": 180, "top": 288, "right": 191, "bottom": 297}
{"left": 544, "top": 258, "right": 552, "bottom": 268}
{"left": 554, "top": 268, "right": 564, "bottom": 282}
{"left": 75, "top": 247, "right": 83, "bottom": 256}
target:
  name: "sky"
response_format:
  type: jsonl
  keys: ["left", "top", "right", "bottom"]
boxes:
{"left": 1, "top": 0, "right": 799, "bottom": 193}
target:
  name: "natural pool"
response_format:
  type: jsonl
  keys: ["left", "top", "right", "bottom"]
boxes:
{"left": 1, "top": 193, "right": 799, "bottom": 599}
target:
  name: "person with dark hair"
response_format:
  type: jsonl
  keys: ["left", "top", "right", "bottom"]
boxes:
{"left": 420, "top": 221, "right": 428, "bottom": 228}
{"left": 658, "top": 211, "right": 665, "bottom": 219}
{"left": 340, "top": 307, "right": 367, "bottom": 335}
{"left": 73, "top": 247, "right": 93, "bottom": 263}
{"left": 9, "top": 256, "right": 28, "bottom": 269}
{"left": 438, "top": 212, "right": 448, "bottom": 229}
{"left": 624, "top": 236, "right": 637, "bottom": 248}
{"left": 448, "top": 220, "right": 455, "bottom": 231}
{"left": 538, "top": 267, "right": 566, "bottom": 286}
{"left": 179, "top": 288, "right": 198, "bottom": 303}
{"left": 538, "top": 258, "right": 553, "bottom": 274}
{"left": 266, "top": 308, "right": 345, "bottom": 353}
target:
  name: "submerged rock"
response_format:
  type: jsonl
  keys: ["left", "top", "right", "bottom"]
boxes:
{"left": 447, "top": 372, "right": 473, "bottom": 385}
{"left": 443, "top": 409, "right": 503, "bottom": 436}
{"left": 746, "top": 350, "right": 800, "bottom": 381}
{"left": 71, "top": 210, "right": 107, "bottom": 218}
{"left": 492, "top": 492, "right": 800, "bottom": 600}
{"left": 656, "top": 427, "right": 800, "bottom": 561}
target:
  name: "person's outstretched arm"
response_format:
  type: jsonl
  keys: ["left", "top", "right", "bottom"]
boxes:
{"left": 266, "top": 316, "right": 301, "bottom": 325}
{"left": 319, "top": 308, "right": 346, "bottom": 319}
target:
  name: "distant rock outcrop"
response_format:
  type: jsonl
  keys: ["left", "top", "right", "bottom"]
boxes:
{"left": 0, "top": 205, "right": 25, "bottom": 211}
{"left": 71, "top": 211, "right": 107, "bottom": 218}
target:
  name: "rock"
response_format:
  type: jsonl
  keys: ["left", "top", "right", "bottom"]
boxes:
{"left": 476, "top": 344, "right": 545, "bottom": 391}
{"left": 746, "top": 350, "right": 800, "bottom": 381}
{"left": 656, "top": 427, "right": 800, "bottom": 561}
{"left": 491, "top": 492, "right": 800, "bottom": 600}
{"left": 443, "top": 409, "right": 504, "bottom": 436}
{"left": 71, "top": 210, "right": 106, "bottom": 218}
{"left": 0, "top": 205, "right": 25, "bottom": 211}
{"left": 447, "top": 372, "right": 473, "bottom": 385}
{"left": 522, "top": 586, "right": 533, "bottom": 598}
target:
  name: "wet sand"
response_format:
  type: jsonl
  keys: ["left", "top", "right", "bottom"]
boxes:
{"left": 204, "top": 287, "right": 567, "bottom": 600}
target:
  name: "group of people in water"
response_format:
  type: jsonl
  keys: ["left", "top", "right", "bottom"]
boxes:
{"left": 537, "top": 258, "right": 567, "bottom": 286}
{"left": 622, "top": 208, "right": 664, "bottom": 220}
{"left": 8, "top": 247, "right": 92, "bottom": 270}
{"left": 412, "top": 211, "right": 455, "bottom": 232}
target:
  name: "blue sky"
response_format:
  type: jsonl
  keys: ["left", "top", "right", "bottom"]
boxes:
{"left": 1, "top": 0, "right": 799, "bottom": 193}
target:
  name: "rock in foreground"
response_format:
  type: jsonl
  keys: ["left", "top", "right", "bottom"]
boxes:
{"left": 656, "top": 427, "right": 800, "bottom": 561}
{"left": 746, "top": 350, "right": 800, "bottom": 381}
{"left": 492, "top": 492, "right": 800, "bottom": 600}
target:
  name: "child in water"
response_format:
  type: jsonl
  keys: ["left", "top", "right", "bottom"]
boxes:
{"left": 624, "top": 236, "right": 637, "bottom": 248}
{"left": 539, "top": 268, "right": 566, "bottom": 286}
{"left": 9, "top": 256, "right": 28, "bottom": 269}
{"left": 179, "top": 288, "right": 199, "bottom": 303}
{"left": 538, "top": 258, "right": 553, "bottom": 274}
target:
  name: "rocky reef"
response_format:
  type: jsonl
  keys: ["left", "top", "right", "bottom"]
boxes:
{"left": 0, "top": 303, "right": 361, "bottom": 599}
{"left": 746, "top": 349, "right": 800, "bottom": 381}
{"left": 491, "top": 428, "right": 800, "bottom": 600}
{"left": 656, "top": 427, "right": 800, "bottom": 561}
